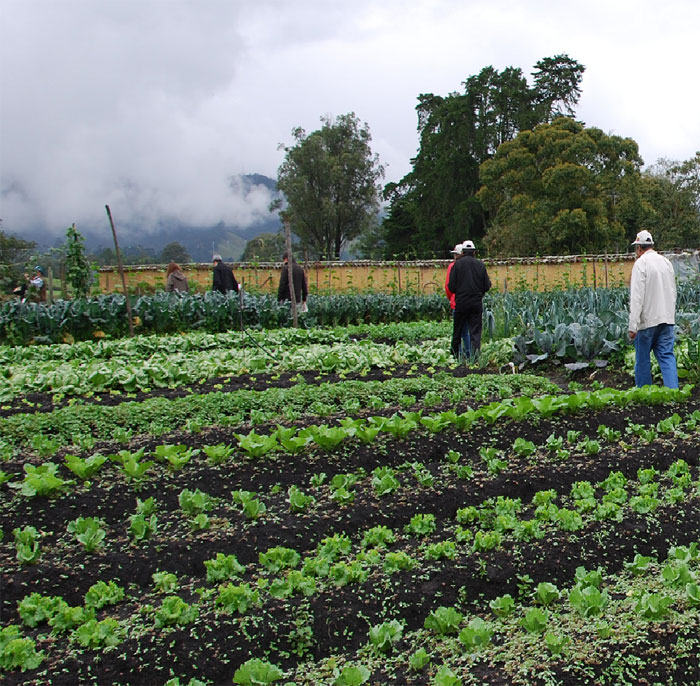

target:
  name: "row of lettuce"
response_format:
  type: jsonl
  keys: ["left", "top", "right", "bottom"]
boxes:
{"left": 2, "top": 384, "right": 699, "bottom": 683}
{"left": 2, "top": 285, "right": 699, "bottom": 364}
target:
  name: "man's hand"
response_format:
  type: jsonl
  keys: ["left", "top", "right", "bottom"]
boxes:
{"left": 629, "top": 331, "right": 637, "bottom": 341}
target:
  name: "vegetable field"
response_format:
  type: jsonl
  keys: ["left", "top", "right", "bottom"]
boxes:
{"left": 1, "top": 299, "right": 699, "bottom": 686}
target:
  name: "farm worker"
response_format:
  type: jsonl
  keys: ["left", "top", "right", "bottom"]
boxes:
{"left": 211, "top": 254, "right": 239, "bottom": 294}
{"left": 23, "top": 265, "right": 46, "bottom": 302}
{"left": 628, "top": 230, "right": 678, "bottom": 388}
{"left": 447, "top": 240, "right": 491, "bottom": 361}
{"left": 277, "top": 252, "right": 308, "bottom": 312}
{"left": 445, "top": 242, "right": 471, "bottom": 358}
{"left": 165, "top": 262, "right": 189, "bottom": 293}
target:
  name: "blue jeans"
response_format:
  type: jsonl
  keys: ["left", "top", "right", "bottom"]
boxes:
{"left": 634, "top": 323, "right": 678, "bottom": 388}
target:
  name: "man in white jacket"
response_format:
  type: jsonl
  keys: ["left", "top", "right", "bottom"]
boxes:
{"left": 628, "top": 230, "right": 678, "bottom": 388}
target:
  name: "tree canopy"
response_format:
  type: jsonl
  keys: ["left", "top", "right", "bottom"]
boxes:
{"left": 477, "top": 117, "right": 644, "bottom": 256}
{"left": 160, "top": 241, "right": 191, "bottom": 265}
{"left": 241, "top": 232, "right": 287, "bottom": 262}
{"left": 380, "top": 55, "right": 585, "bottom": 258}
{"left": 640, "top": 153, "right": 700, "bottom": 248}
{"left": 273, "top": 113, "right": 384, "bottom": 260}
{"left": 0, "top": 229, "right": 37, "bottom": 292}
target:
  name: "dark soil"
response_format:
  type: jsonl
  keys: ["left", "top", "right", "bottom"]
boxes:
{"left": 1, "top": 367, "right": 698, "bottom": 686}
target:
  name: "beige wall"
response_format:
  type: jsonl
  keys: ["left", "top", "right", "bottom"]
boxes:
{"left": 98, "top": 254, "right": 637, "bottom": 295}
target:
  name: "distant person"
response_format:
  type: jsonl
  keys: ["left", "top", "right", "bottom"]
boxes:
{"left": 628, "top": 230, "right": 678, "bottom": 388}
{"left": 447, "top": 240, "right": 491, "bottom": 361}
{"left": 23, "top": 266, "right": 47, "bottom": 302}
{"left": 211, "top": 254, "right": 239, "bottom": 294}
{"left": 165, "top": 262, "right": 189, "bottom": 293}
{"left": 277, "top": 253, "right": 308, "bottom": 311}
{"left": 445, "top": 241, "right": 471, "bottom": 358}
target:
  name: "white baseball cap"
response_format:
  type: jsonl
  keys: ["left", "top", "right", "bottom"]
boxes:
{"left": 462, "top": 240, "right": 476, "bottom": 250}
{"left": 450, "top": 243, "right": 463, "bottom": 254}
{"left": 631, "top": 230, "right": 654, "bottom": 246}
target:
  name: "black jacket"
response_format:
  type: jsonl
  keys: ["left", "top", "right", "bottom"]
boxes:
{"left": 447, "top": 255, "right": 491, "bottom": 311}
{"left": 277, "top": 261, "right": 308, "bottom": 303}
{"left": 212, "top": 261, "right": 239, "bottom": 294}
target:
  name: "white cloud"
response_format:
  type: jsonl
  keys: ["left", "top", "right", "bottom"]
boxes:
{"left": 1, "top": 0, "right": 699, "bottom": 241}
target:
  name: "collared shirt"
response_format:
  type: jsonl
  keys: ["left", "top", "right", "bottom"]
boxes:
{"left": 629, "top": 249, "right": 676, "bottom": 332}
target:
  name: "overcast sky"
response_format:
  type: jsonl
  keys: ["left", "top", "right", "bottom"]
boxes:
{"left": 2, "top": 0, "right": 699, "bottom": 241}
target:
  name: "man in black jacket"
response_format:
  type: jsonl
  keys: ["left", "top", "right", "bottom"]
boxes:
{"left": 211, "top": 254, "right": 239, "bottom": 294}
{"left": 447, "top": 240, "right": 491, "bottom": 360}
{"left": 277, "top": 253, "right": 307, "bottom": 308}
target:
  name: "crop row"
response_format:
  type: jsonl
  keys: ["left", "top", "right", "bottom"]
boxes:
{"left": 0, "top": 370, "right": 558, "bottom": 454}
{"left": 2, "top": 392, "right": 699, "bottom": 684}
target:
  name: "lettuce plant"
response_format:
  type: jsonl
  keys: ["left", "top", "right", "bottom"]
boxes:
{"left": 11, "top": 462, "right": 72, "bottom": 497}
{"left": 154, "top": 596, "right": 198, "bottom": 628}
{"left": 17, "top": 592, "right": 64, "bottom": 627}
{"left": 368, "top": 619, "right": 403, "bottom": 654}
{"left": 204, "top": 553, "right": 245, "bottom": 583}
{"left": 72, "top": 618, "right": 124, "bottom": 648}
{"left": 0, "top": 626, "right": 44, "bottom": 671}
{"left": 424, "top": 606, "right": 463, "bottom": 636}
{"left": 216, "top": 583, "right": 260, "bottom": 615}
{"left": 13, "top": 526, "right": 41, "bottom": 565}
{"left": 458, "top": 617, "right": 493, "bottom": 650}
{"left": 67, "top": 517, "right": 107, "bottom": 552}
{"left": 232, "top": 658, "right": 284, "bottom": 685}
{"left": 404, "top": 513, "right": 436, "bottom": 537}
{"left": 153, "top": 571, "right": 178, "bottom": 594}
{"left": 334, "top": 664, "right": 370, "bottom": 685}
{"left": 520, "top": 607, "right": 548, "bottom": 634}
{"left": 64, "top": 452, "right": 107, "bottom": 480}
{"left": 84, "top": 580, "right": 124, "bottom": 610}
{"left": 259, "top": 546, "right": 301, "bottom": 574}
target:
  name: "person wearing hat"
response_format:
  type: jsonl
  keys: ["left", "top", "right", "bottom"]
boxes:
{"left": 211, "top": 254, "right": 239, "bottom": 294}
{"left": 447, "top": 240, "right": 491, "bottom": 361}
{"left": 628, "top": 230, "right": 678, "bottom": 388}
{"left": 445, "top": 242, "right": 471, "bottom": 357}
{"left": 23, "top": 266, "right": 47, "bottom": 302}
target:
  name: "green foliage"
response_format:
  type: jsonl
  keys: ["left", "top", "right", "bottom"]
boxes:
{"left": 232, "top": 658, "right": 284, "bottom": 685}
{"left": 13, "top": 526, "right": 41, "bottom": 564}
{"left": 18, "top": 592, "right": 64, "bottom": 627}
{"left": 204, "top": 553, "right": 245, "bottom": 583}
{"left": 154, "top": 596, "right": 199, "bottom": 628}
{"left": 520, "top": 607, "right": 548, "bottom": 634}
{"left": 71, "top": 618, "right": 124, "bottom": 648}
{"left": 64, "top": 224, "right": 95, "bottom": 299}
{"left": 458, "top": 617, "right": 493, "bottom": 650}
{"left": 368, "top": 619, "right": 403, "bottom": 654}
{"left": 274, "top": 113, "right": 384, "bottom": 260}
{"left": 334, "top": 664, "right": 370, "bottom": 685}
{"left": 424, "top": 606, "right": 463, "bottom": 636}
{"left": 152, "top": 571, "right": 178, "bottom": 594}
{"left": 382, "top": 55, "right": 584, "bottom": 258}
{"left": 84, "top": 580, "right": 125, "bottom": 610}
{"left": 479, "top": 117, "right": 642, "bottom": 256}
{"left": 0, "top": 625, "right": 44, "bottom": 672}
{"left": 11, "top": 462, "right": 71, "bottom": 497}
{"left": 67, "top": 516, "right": 107, "bottom": 552}
{"left": 259, "top": 546, "right": 301, "bottom": 574}
{"left": 216, "top": 583, "right": 260, "bottom": 615}
{"left": 64, "top": 452, "right": 107, "bottom": 480}
{"left": 178, "top": 488, "right": 215, "bottom": 516}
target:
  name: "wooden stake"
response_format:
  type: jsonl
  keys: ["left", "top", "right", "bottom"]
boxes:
{"left": 105, "top": 205, "right": 134, "bottom": 337}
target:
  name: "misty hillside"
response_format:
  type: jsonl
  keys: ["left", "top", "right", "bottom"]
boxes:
{"left": 20, "top": 174, "right": 283, "bottom": 263}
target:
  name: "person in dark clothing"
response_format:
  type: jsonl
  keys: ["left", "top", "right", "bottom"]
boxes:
{"left": 211, "top": 254, "right": 239, "bottom": 294}
{"left": 277, "top": 253, "right": 308, "bottom": 308}
{"left": 447, "top": 240, "right": 491, "bottom": 360}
